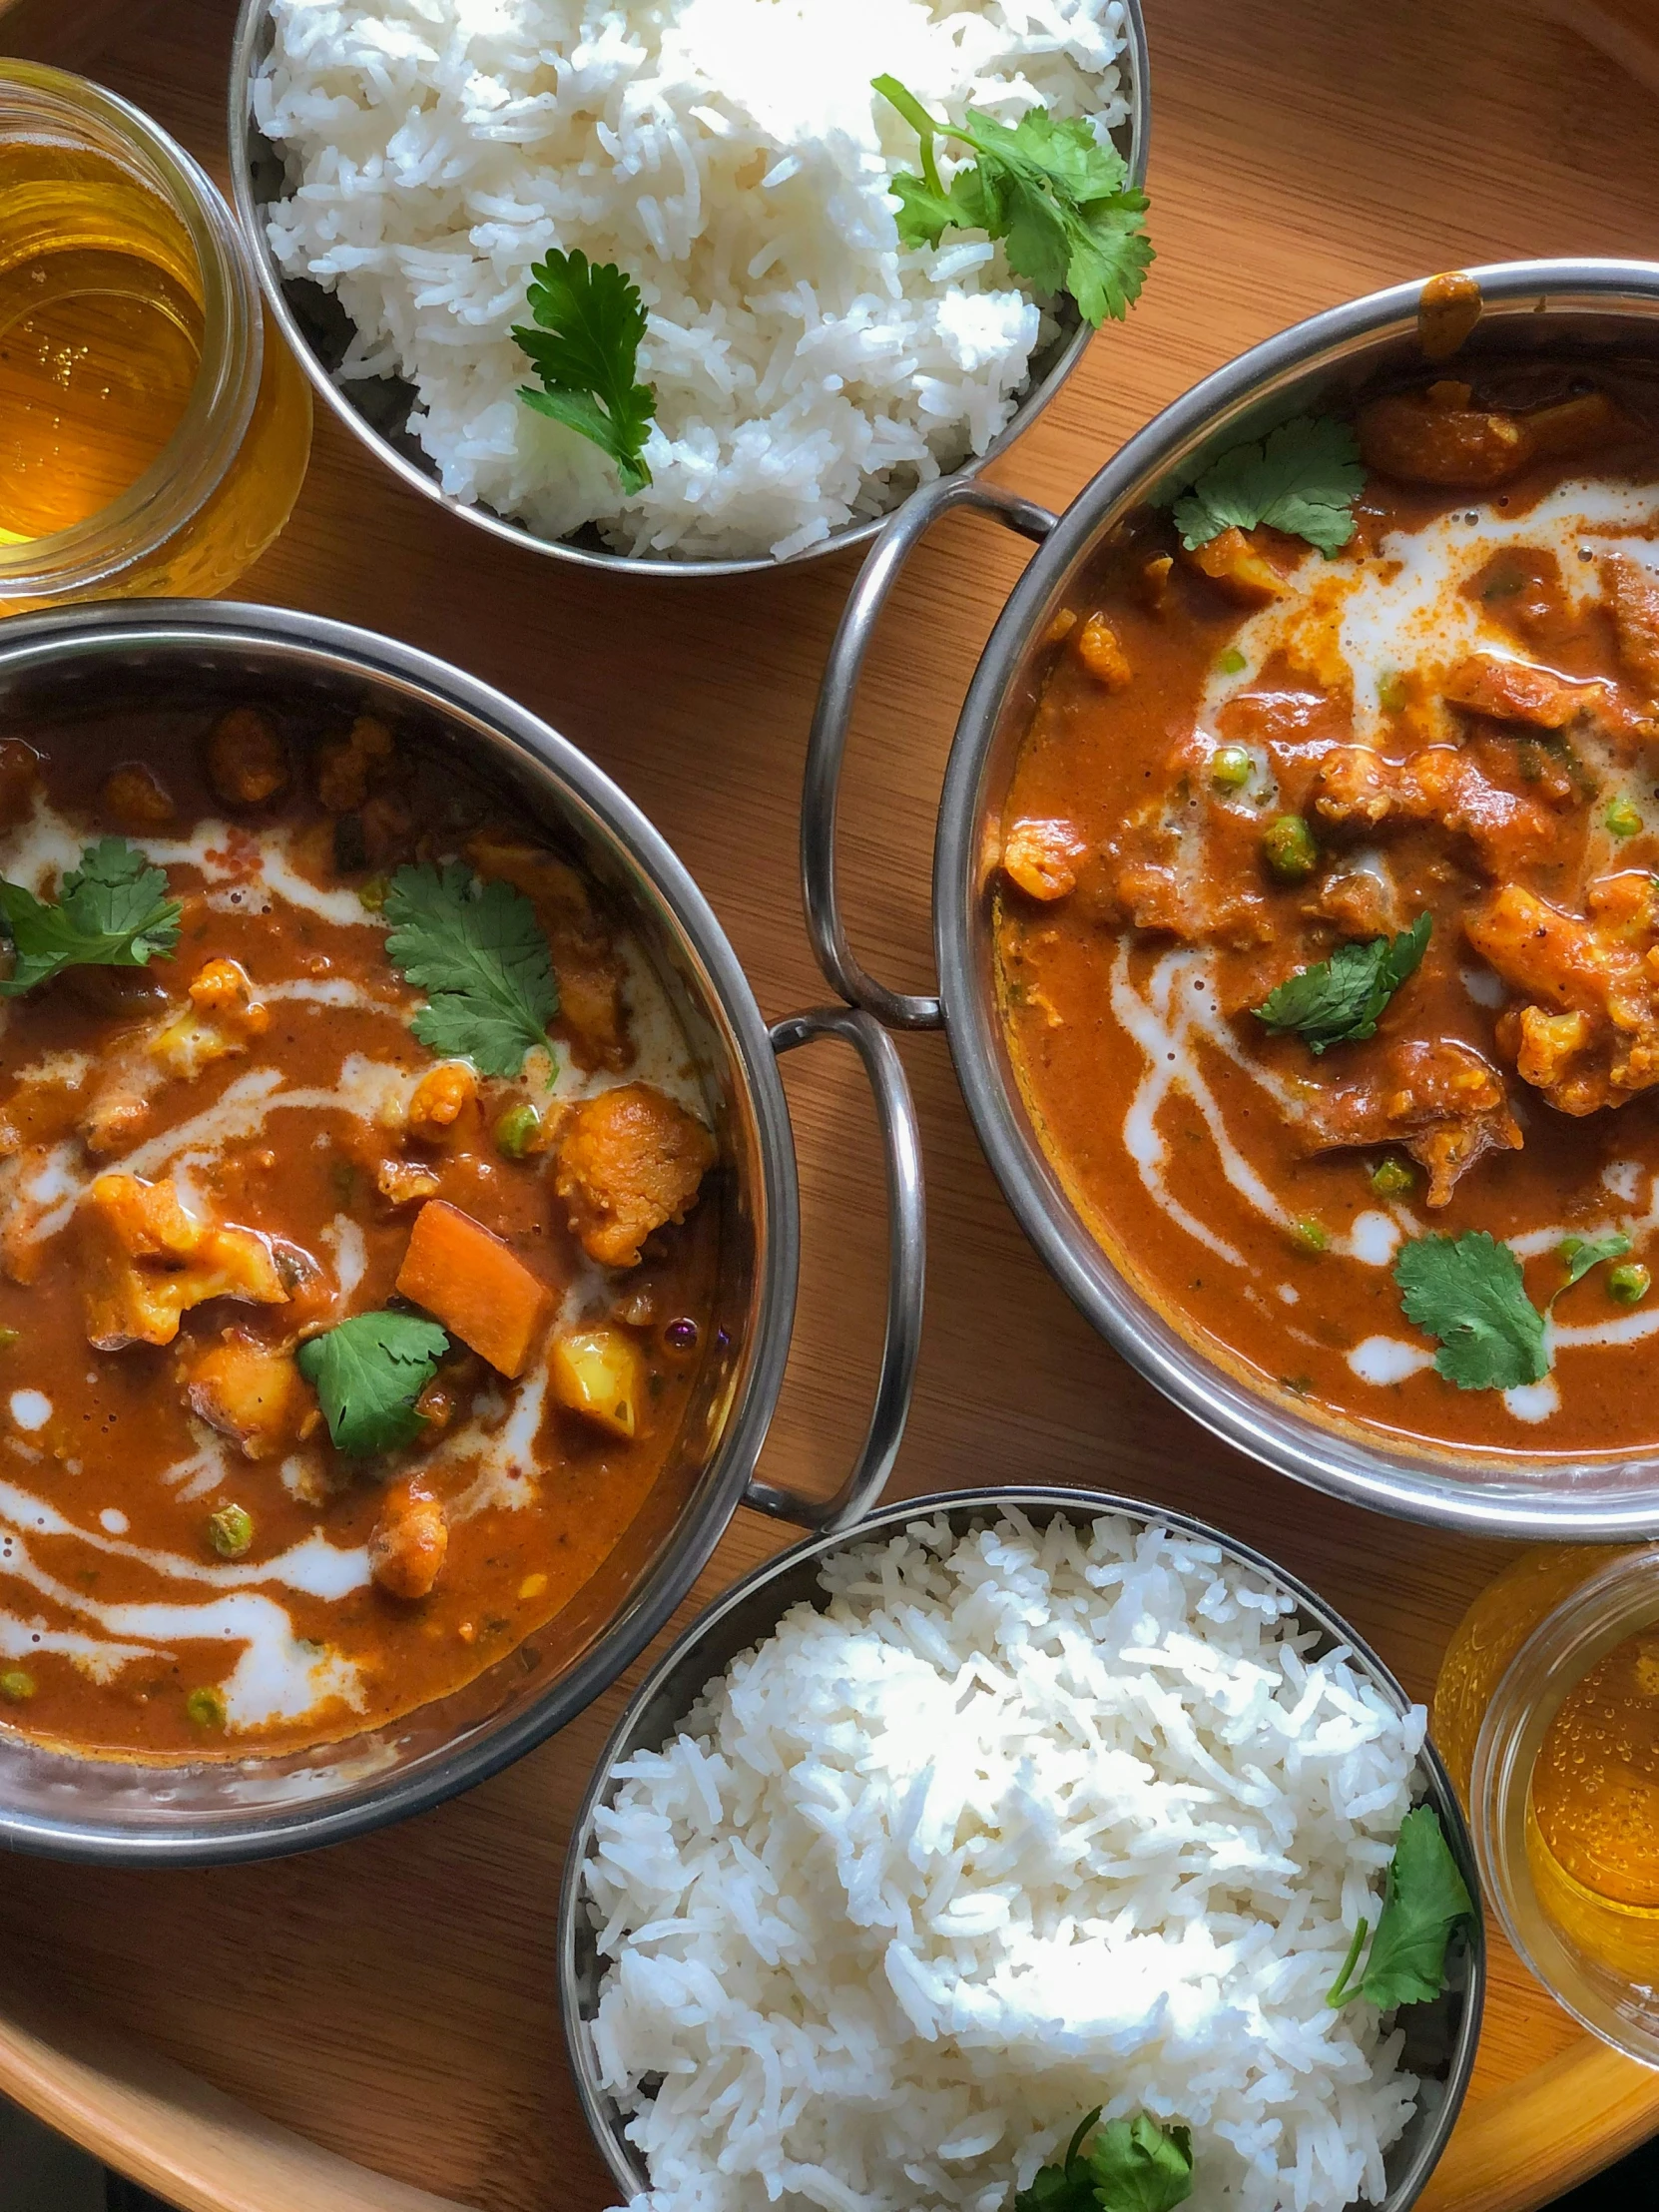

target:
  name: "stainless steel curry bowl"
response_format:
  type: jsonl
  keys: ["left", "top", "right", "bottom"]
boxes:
{"left": 560, "top": 1484, "right": 1484, "bottom": 2212}
{"left": 0, "top": 600, "right": 923, "bottom": 1864}
{"left": 225, "top": 0, "right": 1149, "bottom": 582}
{"left": 806, "top": 260, "right": 1659, "bottom": 1538}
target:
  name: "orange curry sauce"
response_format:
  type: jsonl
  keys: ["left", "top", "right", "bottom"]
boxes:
{"left": 999, "top": 363, "right": 1659, "bottom": 1460}
{"left": 0, "top": 707, "right": 718, "bottom": 1759}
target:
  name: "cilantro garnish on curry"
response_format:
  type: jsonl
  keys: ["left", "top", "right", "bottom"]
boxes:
{"left": 0, "top": 708, "right": 718, "bottom": 1758}
{"left": 997, "top": 360, "right": 1659, "bottom": 1448}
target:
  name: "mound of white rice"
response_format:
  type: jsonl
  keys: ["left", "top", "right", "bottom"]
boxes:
{"left": 584, "top": 1512, "right": 1433, "bottom": 2212}
{"left": 254, "top": 0, "right": 1132, "bottom": 561}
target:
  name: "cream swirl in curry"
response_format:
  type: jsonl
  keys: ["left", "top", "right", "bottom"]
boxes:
{"left": 0, "top": 707, "right": 717, "bottom": 1759}
{"left": 1000, "top": 363, "right": 1659, "bottom": 1454}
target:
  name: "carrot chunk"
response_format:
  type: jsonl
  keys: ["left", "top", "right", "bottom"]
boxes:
{"left": 394, "top": 1200, "right": 552, "bottom": 1378}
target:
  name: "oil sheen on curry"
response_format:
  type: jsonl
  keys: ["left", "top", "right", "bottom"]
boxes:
{"left": 999, "top": 357, "right": 1659, "bottom": 1457}
{"left": 0, "top": 708, "right": 718, "bottom": 1759}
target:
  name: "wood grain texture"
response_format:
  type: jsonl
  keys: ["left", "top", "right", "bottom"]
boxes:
{"left": 2, "top": 0, "right": 1659, "bottom": 2207}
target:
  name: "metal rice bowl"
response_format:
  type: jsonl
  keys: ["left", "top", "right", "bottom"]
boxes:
{"left": 560, "top": 1484, "right": 1484, "bottom": 2212}
{"left": 225, "top": 0, "right": 1150, "bottom": 581}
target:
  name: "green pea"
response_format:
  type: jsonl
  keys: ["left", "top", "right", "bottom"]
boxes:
{"left": 207, "top": 1504, "right": 254, "bottom": 1559}
{"left": 1216, "top": 647, "right": 1247, "bottom": 676}
{"left": 1290, "top": 1217, "right": 1329, "bottom": 1254}
{"left": 0, "top": 1329, "right": 18, "bottom": 1353}
{"left": 187, "top": 1686, "right": 228, "bottom": 1730}
{"left": 357, "top": 873, "right": 390, "bottom": 912}
{"left": 1377, "top": 670, "right": 1407, "bottom": 714}
{"left": 1210, "top": 746, "right": 1253, "bottom": 792}
{"left": 494, "top": 1102, "right": 543, "bottom": 1160}
{"left": 1609, "top": 1262, "right": 1651, "bottom": 1306}
{"left": 1263, "top": 815, "right": 1318, "bottom": 883}
{"left": 1370, "top": 1157, "right": 1415, "bottom": 1199}
{"left": 0, "top": 1669, "right": 35, "bottom": 1703}
{"left": 1605, "top": 797, "right": 1643, "bottom": 839}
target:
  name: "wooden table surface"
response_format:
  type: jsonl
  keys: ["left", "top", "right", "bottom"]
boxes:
{"left": 2, "top": 0, "right": 1659, "bottom": 2206}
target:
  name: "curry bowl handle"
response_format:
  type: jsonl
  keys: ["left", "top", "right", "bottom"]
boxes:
{"left": 802, "top": 473, "right": 1057, "bottom": 1032}
{"left": 744, "top": 1004, "right": 925, "bottom": 1534}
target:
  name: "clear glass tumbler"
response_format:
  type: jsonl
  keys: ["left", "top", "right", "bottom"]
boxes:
{"left": 1435, "top": 1544, "right": 1659, "bottom": 2065}
{"left": 0, "top": 60, "right": 311, "bottom": 613}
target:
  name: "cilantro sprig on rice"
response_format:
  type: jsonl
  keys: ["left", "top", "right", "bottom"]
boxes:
{"left": 513, "top": 250, "right": 658, "bottom": 494}
{"left": 873, "top": 75, "right": 1153, "bottom": 327}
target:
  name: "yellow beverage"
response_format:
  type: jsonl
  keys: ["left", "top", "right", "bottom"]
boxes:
{"left": 0, "top": 142, "right": 203, "bottom": 540}
{"left": 1434, "top": 1544, "right": 1659, "bottom": 2036}
{"left": 0, "top": 64, "right": 311, "bottom": 613}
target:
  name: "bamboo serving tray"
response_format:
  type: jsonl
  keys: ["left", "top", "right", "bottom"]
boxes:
{"left": 2, "top": 0, "right": 1659, "bottom": 2205}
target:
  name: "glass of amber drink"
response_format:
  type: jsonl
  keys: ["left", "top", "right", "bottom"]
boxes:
{"left": 1435, "top": 1545, "right": 1659, "bottom": 2062}
{"left": 0, "top": 62, "right": 311, "bottom": 612}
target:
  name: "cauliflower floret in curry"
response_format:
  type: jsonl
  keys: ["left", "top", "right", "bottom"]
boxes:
{"left": 1467, "top": 873, "right": 1659, "bottom": 1115}
{"left": 80, "top": 1174, "right": 286, "bottom": 1351}
{"left": 556, "top": 1084, "right": 717, "bottom": 1269}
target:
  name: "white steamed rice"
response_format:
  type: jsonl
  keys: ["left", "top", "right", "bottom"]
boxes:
{"left": 583, "top": 1511, "right": 1433, "bottom": 2212}
{"left": 254, "top": 0, "right": 1132, "bottom": 561}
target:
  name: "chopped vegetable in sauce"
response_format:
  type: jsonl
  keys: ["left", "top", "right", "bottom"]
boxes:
{"left": 1555, "top": 1232, "right": 1633, "bottom": 1299}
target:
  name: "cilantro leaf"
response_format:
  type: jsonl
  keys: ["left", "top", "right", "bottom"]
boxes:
{"left": 1554, "top": 1231, "right": 1632, "bottom": 1298}
{"left": 1393, "top": 1230, "right": 1547, "bottom": 1390}
{"left": 1014, "top": 2108, "right": 1100, "bottom": 2212}
{"left": 295, "top": 1311, "right": 448, "bottom": 1457}
{"left": 1328, "top": 1806, "right": 1474, "bottom": 2010}
{"left": 383, "top": 862, "right": 558, "bottom": 1079}
{"left": 1087, "top": 2117, "right": 1194, "bottom": 2212}
{"left": 1170, "top": 414, "right": 1367, "bottom": 557}
{"left": 1254, "top": 914, "right": 1430, "bottom": 1055}
{"left": 873, "top": 76, "right": 1153, "bottom": 328}
{"left": 0, "top": 836, "right": 181, "bottom": 996}
{"left": 513, "top": 250, "right": 657, "bottom": 495}
{"left": 1015, "top": 2110, "right": 1193, "bottom": 2212}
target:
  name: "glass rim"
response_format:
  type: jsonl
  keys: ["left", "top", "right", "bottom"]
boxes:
{"left": 1469, "top": 1542, "right": 1659, "bottom": 2065}
{"left": 0, "top": 59, "right": 263, "bottom": 594}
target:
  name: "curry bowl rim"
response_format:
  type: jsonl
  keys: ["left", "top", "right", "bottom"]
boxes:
{"left": 557, "top": 1478, "right": 1485, "bottom": 2212}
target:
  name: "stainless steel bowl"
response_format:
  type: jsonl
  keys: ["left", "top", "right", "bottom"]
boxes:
{"left": 804, "top": 258, "right": 1659, "bottom": 1538}
{"left": 560, "top": 1484, "right": 1484, "bottom": 2212}
{"left": 0, "top": 599, "right": 924, "bottom": 1864}
{"left": 225, "top": 0, "right": 1148, "bottom": 581}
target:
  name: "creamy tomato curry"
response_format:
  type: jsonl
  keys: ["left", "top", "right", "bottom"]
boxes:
{"left": 0, "top": 705, "right": 718, "bottom": 1759}
{"left": 1000, "top": 358, "right": 1659, "bottom": 1458}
